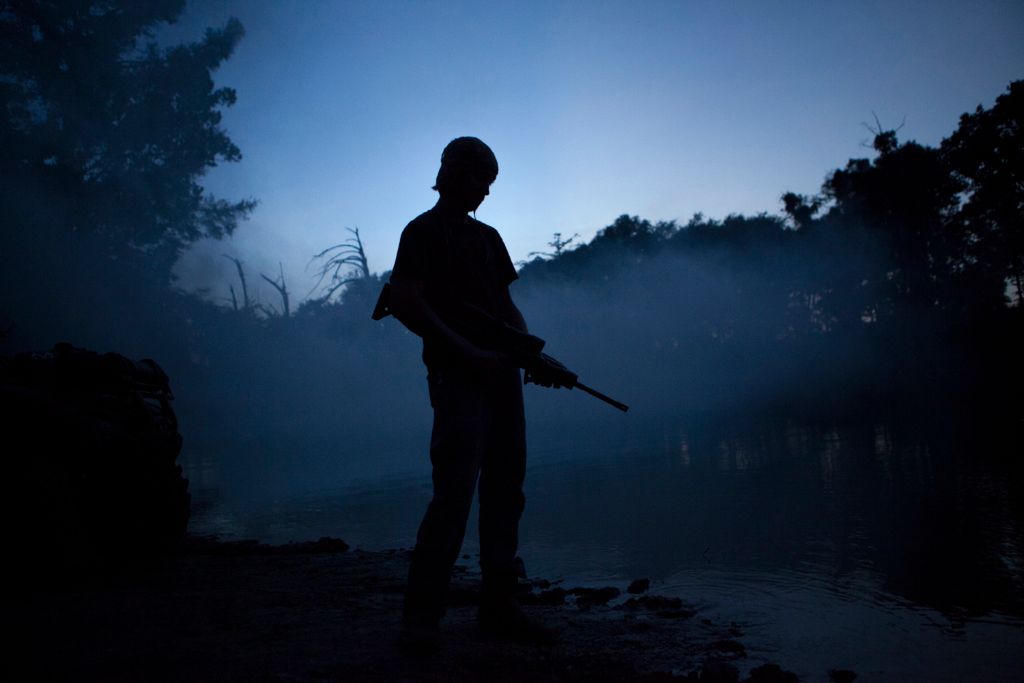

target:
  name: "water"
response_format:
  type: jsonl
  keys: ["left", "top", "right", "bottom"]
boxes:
{"left": 185, "top": 413, "right": 1024, "bottom": 681}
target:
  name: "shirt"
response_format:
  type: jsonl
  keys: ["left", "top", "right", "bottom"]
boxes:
{"left": 390, "top": 205, "right": 519, "bottom": 369}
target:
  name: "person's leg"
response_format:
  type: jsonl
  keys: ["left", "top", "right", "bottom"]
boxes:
{"left": 476, "top": 369, "right": 558, "bottom": 645}
{"left": 477, "top": 368, "right": 527, "bottom": 602}
{"left": 404, "top": 369, "right": 490, "bottom": 625}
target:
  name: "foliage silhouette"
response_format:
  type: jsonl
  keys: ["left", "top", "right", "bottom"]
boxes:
{"left": 0, "top": 0, "right": 254, "bottom": 352}
{"left": 941, "top": 80, "right": 1024, "bottom": 308}
{"left": 1, "top": 15, "right": 1020, "bottom": 444}
{"left": 0, "top": 1, "right": 255, "bottom": 280}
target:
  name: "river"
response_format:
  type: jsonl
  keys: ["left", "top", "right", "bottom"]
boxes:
{"left": 185, "top": 411, "right": 1024, "bottom": 681}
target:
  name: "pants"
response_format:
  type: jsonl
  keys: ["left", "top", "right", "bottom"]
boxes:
{"left": 404, "top": 366, "right": 527, "bottom": 622}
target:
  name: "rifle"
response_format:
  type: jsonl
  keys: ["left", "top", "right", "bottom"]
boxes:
{"left": 372, "top": 283, "right": 629, "bottom": 412}
{"left": 526, "top": 352, "right": 630, "bottom": 412}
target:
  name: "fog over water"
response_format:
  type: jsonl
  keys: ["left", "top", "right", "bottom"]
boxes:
{"left": 170, "top": 212, "right": 1022, "bottom": 680}
{"left": 186, "top": 406, "right": 1023, "bottom": 682}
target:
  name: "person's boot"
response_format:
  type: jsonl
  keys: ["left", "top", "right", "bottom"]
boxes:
{"left": 478, "top": 572, "right": 559, "bottom": 647}
{"left": 400, "top": 584, "right": 443, "bottom": 656}
{"left": 399, "top": 613, "right": 442, "bottom": 656}
{"left": 401, "top": 560, "right": 446, "bottom": 656}
{"left": 478, "top": 596, "right": 559, "bottom": 645}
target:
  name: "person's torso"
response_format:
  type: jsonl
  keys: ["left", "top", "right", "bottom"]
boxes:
{"left": 404, "top": 208, "right": 515, "bottom": 368}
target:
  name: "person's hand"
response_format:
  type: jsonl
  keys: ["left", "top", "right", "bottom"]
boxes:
{"left": 525, "top": 354, "right": 577, "bottom": 389}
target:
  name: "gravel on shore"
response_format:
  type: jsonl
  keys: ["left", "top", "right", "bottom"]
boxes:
{"left": 13, "top": 536, "right": 805, "bottom": 682}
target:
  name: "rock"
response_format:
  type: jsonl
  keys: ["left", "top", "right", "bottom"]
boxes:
{"left": 184, "top": 537, "right": 262, "bottom": 556}
{"left": 520, "top": 588, "right": 568, "bottom": 606}
{"left": 708, "top": 639, "right": 746, "bottom": 657}
{"left": 747, "top": 662, "right": 799, "bottom": 682}
{"left": 627, "top": 578, "right": 651, "bottom": 594}
{"left": 655, "top": 609, "right": 696, "bottom": 620}
{"left": 570, "top": 586, "right": 621, "bottom": 608}
{"left": 625, "top": 614, "right": 654, "bottom": 632}
{"left": 185, "top": 536, "right": 349, "bottom": 556}
{"left": 699, "top": 660, "right": 740, "bottom": 682}
{"left": 4, "top": 343, "right": 189, "bottom": 580}
{"left": 282, "top": 537, "right": 350, "bottom": 554}
{"left": 620, "top": 595, "right": 685, "bottom": 612}
{"left": 828, "top": 669, "right": 857, "bottom": 683}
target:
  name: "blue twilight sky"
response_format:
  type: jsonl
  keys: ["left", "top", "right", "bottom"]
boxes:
{"left": 165, "top": 1, "right": 1024, "bottom": 305}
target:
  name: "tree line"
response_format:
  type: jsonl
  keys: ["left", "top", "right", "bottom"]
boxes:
{"left": 520, "top": 85, "right": 1023, "bottom": 329}
{"left": 1, "top": 1, "right": 1020, "bottom": 422}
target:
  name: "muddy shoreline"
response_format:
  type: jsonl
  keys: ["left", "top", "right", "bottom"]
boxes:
{"left": 13, "top": 536, "right": 829, "bottom": 682}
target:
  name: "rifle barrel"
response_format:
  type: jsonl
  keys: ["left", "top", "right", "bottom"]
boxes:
{"left": 575, "top": 381, "right": 629, "bottom": 412}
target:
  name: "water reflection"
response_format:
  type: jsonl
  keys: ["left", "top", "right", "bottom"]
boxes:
{"left": 187, "top": 411, "right": 1024, "bottom": 678}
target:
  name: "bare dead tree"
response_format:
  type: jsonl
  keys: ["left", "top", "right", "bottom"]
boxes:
{"left": 223, "top": 254, "right": 250, "bottom": 310}
{"left": 307, "top": 227, "right": 370, "bottom": 301}
{"left": 861, "top": 112, "right": 906, "bottom": 154}
{"left": 260, "top": 262, "right": 290, "bottom": 317}
{"left": 529, "top": 232, "right": 580, "bottom": 259}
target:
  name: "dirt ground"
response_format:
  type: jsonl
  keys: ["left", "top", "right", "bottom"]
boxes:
{"left": 14, "top": 537, "right": 808, "bottom": 682}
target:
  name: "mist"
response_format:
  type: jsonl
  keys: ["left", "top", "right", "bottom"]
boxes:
{"left": 4, "top": 3, "right": 1023, "bottom": 679}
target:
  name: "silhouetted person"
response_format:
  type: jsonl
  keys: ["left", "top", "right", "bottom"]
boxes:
{"left": 387, "top": 137, "right": 565, "bottom": 653}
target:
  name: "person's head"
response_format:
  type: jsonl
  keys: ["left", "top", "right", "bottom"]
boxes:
{"left": 433, "top": 137, "right": 498, "bottom": 212}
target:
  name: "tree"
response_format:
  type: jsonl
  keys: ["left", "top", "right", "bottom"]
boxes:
{"left": 781, "top": 192, "right": 820, "bottom": 231}
{"left": 527, "top": 232, "right": 579, "bottom": 260}
{"left": 307, "top": 228, "right": 371, "bottom": 303}
{"left": 941, "top": 80, "right": 1024, "bottom": 308}
{"left": 591, "top": 214, "right": 675, "bottom": 254}
{"left": 821, "top": 129, "right": 965, "bottom": 316}
{"left": 0, "top": 0, "right": 255, "bottom": 288}
{"left": 260, "top": 263, "right": 290, "bottom": 317}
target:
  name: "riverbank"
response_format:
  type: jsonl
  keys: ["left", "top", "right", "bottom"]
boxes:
{"left": 13, "top": 536, "right": 821, "bottom": 682}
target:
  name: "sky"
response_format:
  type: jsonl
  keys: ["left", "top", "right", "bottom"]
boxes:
{"left": 164, "top": 0, "right": 1024, "bottom": 307}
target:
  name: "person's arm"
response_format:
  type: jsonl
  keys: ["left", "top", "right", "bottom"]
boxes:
{"left": 492, "top": 283, "right": 578, "bottom": 389}
{"left": 496, "top": 285, "right": 528, "bottom": 334}
{"left": 389, "top": 274, "right": 507, "bottom": 371}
